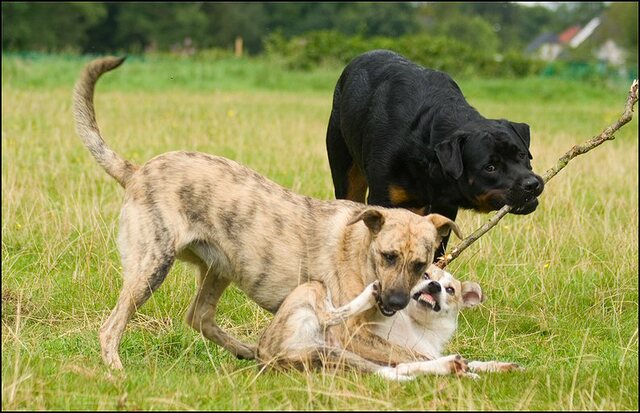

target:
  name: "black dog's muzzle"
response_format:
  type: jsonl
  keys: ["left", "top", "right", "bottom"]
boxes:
{"left": 508, "top": 173, "right": 544, "bottom": 215}
{"left": 511, "top": 197, "right": 539, "bottom": 214}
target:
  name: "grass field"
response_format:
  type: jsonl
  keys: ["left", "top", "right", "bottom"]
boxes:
{"left": 2, "top": 54, "right": 638, "bottom": 410}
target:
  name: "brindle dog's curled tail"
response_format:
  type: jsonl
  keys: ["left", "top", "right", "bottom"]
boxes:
{"left": 73, "top": 56, "right": 137, "bottom": 188}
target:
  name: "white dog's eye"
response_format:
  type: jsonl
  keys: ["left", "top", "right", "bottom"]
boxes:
{"left": 423, "top": 272, "right": 431, "bottom": 280}
{"left": 445, "top": 287, "right": 455, "bottom": 295}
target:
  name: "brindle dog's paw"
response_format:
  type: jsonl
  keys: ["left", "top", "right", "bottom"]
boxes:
{"left": 234, "top": 344, "right": 257, "bottom": 360}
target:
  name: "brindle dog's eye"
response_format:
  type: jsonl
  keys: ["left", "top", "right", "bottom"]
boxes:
{"left": 382, "top": 252, "right": 397, "bottom": 265}
{"left": 484, "top": 164, "right": 496, "bottom": 173}
{"left": 413, "top": 262, "right": 427, "bottom": 274}
{"left": 445, "top": 287, "right": 455, "bottom": 295}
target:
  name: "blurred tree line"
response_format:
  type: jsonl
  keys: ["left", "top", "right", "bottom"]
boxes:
{"left": 2, "top": 2, "right": 636, "bottom": 59}
{"left": 2, "top": 2, "right": 421, "bottom": 53}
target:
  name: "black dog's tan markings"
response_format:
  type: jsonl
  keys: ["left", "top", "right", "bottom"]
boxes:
{"left": 388, "top": 185, "right": 411, "bottom": 205}
{"left": 326, "top": 49, "right": 544, "bottom": 258}
{"left": 473, "top": 190, "right": 507, "bottom": 213}
{"left": 387, "top": 186, "right": 428, "bottom": 216}
{"left": 347, "top": 164, "right": 368, "bottom": 203}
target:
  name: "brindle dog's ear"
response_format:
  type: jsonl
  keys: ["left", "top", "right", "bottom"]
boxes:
{"left": 434, "top": 132, "right": 466, "bottom": 180}
{"left": 426, "top": 213, "right": 463, "bottom": 240}
{"left": 348, "top": 209, "right": 385, "bottom": 235}
{"left": 506, "top": 120, "right": 533, "bottom": 159}
{"left": 461, "top": 281, "right": 483, "bottom": 308}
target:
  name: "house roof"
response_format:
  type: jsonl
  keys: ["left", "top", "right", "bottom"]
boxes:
{"left": 525, "top": 16, "right": 604, "bottom": 54}
{"left": 558, "top": 26, "right": 581, "bottom": 44}
{"left": 569, "top": 17, "right": 602, "bottom": 48}
{"left": 526, "top": 32, "right": 559, "bottom": 53}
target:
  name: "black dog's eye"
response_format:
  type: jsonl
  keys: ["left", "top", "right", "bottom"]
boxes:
{"left": 382, "top": 252, "right": 397, "bottom": 265}
{"left": 518, "top": 152, "right": 527, "bottom": 160}
{"left": 484, "top": 164, "right": 496, "bottom": 173}
{"left": 445, "top": 287, "right": 455, "bottom": 295}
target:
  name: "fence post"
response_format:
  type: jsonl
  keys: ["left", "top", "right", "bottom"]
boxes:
{"left": 235, "top": 36, "right": 243, "bottom": 58}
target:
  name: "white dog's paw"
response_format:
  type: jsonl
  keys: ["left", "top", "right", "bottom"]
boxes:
{"left": 368, "top": 280, "right": 381, "bottom": 298}
{"left": 376, "top": 366, "right": 414, "bottom": 382}
{"left": 441, "top": 354, "right": 470, "bottom": 376}
{"left": 464, "top": 372, "right": 481, "bottom": 380}
{"left": 500, "top": 362, "right": 524, "bottom": 372}
{"left": 468, "top": 360, "right": 524, "bottom": 373}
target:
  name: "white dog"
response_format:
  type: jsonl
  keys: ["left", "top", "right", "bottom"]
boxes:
{"left": 257, "top": 265, "right": 522, "bottom": 380}
{"left": 368, "top": 265, "right": 522, "bottom": 379}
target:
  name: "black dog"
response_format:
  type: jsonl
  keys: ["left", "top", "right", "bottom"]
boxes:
{"left": 326, "top": 50, "right": 544, "bottom": 257}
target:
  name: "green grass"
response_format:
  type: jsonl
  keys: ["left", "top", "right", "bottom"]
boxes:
{"left": 2, "top": 54, "right": 638, "bottom": 410}
{"left": 2, "top": 52, "right": 341, "bottom": 93}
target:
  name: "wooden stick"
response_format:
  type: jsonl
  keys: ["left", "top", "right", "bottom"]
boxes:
{"left": 436, "top": 79, "right": 639, "bottom": 269}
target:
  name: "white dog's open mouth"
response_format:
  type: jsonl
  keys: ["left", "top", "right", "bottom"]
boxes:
{"left": 413, "top": 291, "right": 441, "bottom": 312}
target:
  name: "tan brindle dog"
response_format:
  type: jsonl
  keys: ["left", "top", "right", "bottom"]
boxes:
{"left": 73, "top": 57, "right": 462, "bottom": 370}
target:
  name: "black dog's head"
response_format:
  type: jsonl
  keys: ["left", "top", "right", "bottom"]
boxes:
{"left": 434, "top": 119, "right": 544, "bottom": 214}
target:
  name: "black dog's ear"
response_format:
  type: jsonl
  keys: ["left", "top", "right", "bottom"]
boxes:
{"left": 434, "top": 132, "right": 466, "bottom": 180}
{"left": 506, "top": 121, "right": 533, "bottom": 159}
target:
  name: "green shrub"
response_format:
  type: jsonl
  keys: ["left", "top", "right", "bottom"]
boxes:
{"left": 264, "top": 30, "right": 544, "bottom": 78}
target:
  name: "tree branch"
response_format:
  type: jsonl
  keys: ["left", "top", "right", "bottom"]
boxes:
{"left": 436, "top": 79, "right": 639, "bottom": 269}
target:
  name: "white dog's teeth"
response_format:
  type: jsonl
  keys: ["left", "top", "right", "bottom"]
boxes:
{"left": 418, "top": 293, "right": 435, "bottom": 306}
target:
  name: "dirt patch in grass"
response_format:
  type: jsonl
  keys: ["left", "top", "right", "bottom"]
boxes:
{"left": 1, "top": 287, "right": 33, "bottom": 321}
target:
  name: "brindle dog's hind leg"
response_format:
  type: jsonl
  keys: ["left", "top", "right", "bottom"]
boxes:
{"left": 100, "top": 244, "right": 175, "bottom": 370}
{"left": 184, "top": 249, "right": 256, "bottom": 360}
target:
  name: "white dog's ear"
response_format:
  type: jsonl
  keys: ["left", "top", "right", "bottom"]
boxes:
{"left": 461, "top": 281, "right": 483, "bottom": 308}
{"left": 348, "top": 209, "right": 385, "bottom": 234}
{"left": 426, "top": 213, "right": 463, "bottom": 239}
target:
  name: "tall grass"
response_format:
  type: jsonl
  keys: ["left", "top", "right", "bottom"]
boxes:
{"left": 2, "top": 54, "right": 638, "bottom": 410}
